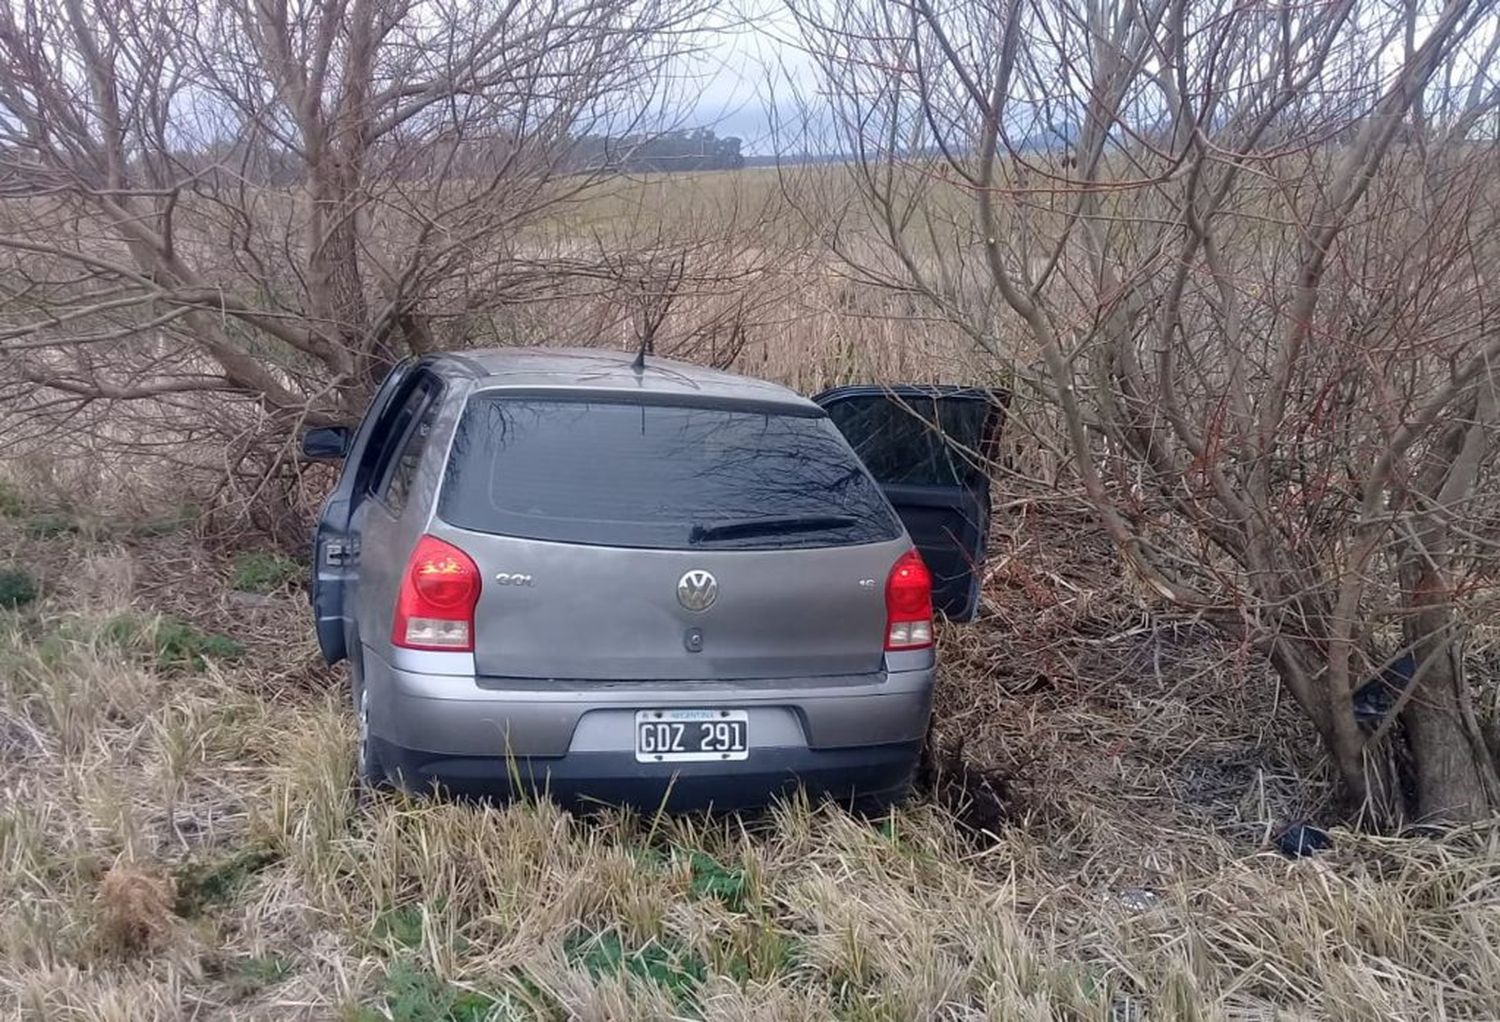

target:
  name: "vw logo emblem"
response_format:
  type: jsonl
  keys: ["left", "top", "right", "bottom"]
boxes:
{"left": 677, "top": 569, "right": 718, "bottom": 612}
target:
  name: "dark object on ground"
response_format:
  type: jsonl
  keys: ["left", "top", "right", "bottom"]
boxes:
{"left": 1275, "top": 822, "right": 1333, "bottom": 858}
{"left": 917, "top": 732, "right": 1012, "bottom": 838}
{"left": 0, "top": 566, "right": 38, "bottom": 608}
{"left": 1351, "top": 653, "right": 1417, "bottom": 725}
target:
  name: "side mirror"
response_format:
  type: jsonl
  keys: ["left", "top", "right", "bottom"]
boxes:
{"left": 302, "top": 425, "right": 352, "bottom": 460}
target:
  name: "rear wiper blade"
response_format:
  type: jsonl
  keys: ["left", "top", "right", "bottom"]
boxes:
{"left": 689, "top": 514, "right": 858, "bottom": 543}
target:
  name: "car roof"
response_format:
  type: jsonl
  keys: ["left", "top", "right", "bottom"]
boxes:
{"left": 433, "top": 347, "right": 821, "bottom": 413}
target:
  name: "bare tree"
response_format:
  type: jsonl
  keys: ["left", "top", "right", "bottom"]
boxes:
{"left": 788, "top": 0, "right": 1500, "bottom": 822}
{"left": 0, "top": 0, "right": 713, "bottom": 464}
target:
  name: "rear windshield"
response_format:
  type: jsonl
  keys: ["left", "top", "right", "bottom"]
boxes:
{"left": 438, "top": 396, "right": 902, "bottom": 549}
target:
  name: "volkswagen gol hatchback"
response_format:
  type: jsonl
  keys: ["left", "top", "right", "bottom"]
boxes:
{"left": 304, "top": 348, "right": 1004, "bottom": 811}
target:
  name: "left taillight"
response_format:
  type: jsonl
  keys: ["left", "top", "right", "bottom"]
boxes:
{"left": 391, "top": 534, "right": 481, "bottom": 652}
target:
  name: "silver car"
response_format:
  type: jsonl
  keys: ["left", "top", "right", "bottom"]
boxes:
{"left": 303, "top": 348, "right": 1005, "bottom": 811}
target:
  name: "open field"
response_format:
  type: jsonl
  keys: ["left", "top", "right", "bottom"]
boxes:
{"left": 3, "top": 479, "right": 1499, "bottom": 1021}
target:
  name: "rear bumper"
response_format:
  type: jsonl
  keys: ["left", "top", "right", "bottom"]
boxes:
{"left": 371, "top": 736, "right": 921, "bottom": 811}
{"left": 359, "top": 648, "right": 933, "bottom": 808}
{"left": 363, "top": 649, "right": 935, "bottom": 757}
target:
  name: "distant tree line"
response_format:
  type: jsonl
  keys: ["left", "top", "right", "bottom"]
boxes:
{"left": 571, "top": 129, "right": 744, "bottom": 172}
{"left": 0, "top": 127, "right": 746, "bottom": 194}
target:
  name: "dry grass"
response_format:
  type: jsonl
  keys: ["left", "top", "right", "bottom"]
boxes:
{"left": 2, "top": 482, "right": 1499, "bottom": 1022}
{"left": 94, "top": 863, "right": 178, "bottom": 955}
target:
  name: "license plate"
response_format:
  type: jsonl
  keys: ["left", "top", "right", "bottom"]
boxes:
{"left": 634, "top": 709, "right": 749, "bottom": 763}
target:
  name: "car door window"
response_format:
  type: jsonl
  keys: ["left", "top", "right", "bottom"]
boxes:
{"left": 814, "top": 386, "right": 1008, "bottom": 622}
{"left": 342, "top": 359, "right": 419, "bottom": 498}
{"left": 380, "top": 391, "right": 441, "bottom": 516}
{"left": 365, "top": 377, "right": 439, "bottom": 515}
{"left": 818, "top": 390, "right": 1003, "bottom": 488}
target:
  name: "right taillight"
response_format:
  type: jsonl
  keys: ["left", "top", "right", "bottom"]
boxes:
{"left": 392, "top": 534, "right": 481, "bottom": 651}
{"left": 885, "top": 549, "right": 934, "bottom": 650}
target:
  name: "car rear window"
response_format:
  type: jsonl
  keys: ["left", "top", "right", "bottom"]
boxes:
{"left": 438, "top": 396, "right": 902, "bottom": 549}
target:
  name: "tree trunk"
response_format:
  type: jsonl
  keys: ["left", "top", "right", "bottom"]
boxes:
{"left": 309, "top": 158, "right": 370, "bottom": 386}
{"left": 1268, "top": 638, "right": 1404, "bottom": 824}
{"left": 1400, "top": 574, "right": 1500, "bottom": 823}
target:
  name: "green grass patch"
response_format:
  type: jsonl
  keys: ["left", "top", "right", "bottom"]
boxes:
{"left": 0, "top": 567, "right": 38, "bottom": 608}
{"left": 19, "top": 611, "right": 242, "bottom": 671}
{"left": 0, "top": 480, "right": 24, "bottom": 517}
{"left": 713, "top": 923, "right": 804, "bottom": 984}
{"left": 228, "top": 954, "right": 293, "bottom": 996}
{"left": 21, "top": 512, "right": 80, "bottom": 538}
{"left": 682, "top": 848, "right": 751, "bottom": 912}
{"left": 565, "top": 928, "right": 706, "bottom": 1005}
{"left": 356, "top": 961, "right": 500, "bottom": 1022}
{"left": 102, "top": 612, "right": 244, "bottom": 671}
{"left": 172, "top": 845, "right": 282, "bottom": 918}
{"left": 230, "top": 551, "right": 303, "bottom": 594}
{"left": 127, "top": 505, "right": 200, "bottom": 538}
{"left": 371, "top": 900, "right": 472, "bottom": 957}
{"left": 373, "top": 904, "right": 429, "bottom": 952}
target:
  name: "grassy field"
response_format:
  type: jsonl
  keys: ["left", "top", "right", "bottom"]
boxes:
{"left": 3, "top": 480, "right": 1499, "bottom": 1021}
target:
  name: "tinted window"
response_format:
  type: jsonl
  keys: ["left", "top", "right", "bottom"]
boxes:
{"left": 365, "top": 376, "right": 436, "bottom": 498}
{"left": 381, "top": 391, "right": 441, "bottom": 516}
{"left": 822, "top": 394, "right": 999, "bottom": 487}
{"left": 439, "top": 397, "right": 901, "bottom": 549}
{"left": 344, "top": 360, "right": 419, "bottom": 491}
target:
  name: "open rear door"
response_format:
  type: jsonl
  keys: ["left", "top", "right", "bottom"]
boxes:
{"left": 814, "top": 385, "right": 1007, "bottom": 622}
{"left": 307, "top": 358, "right": 419, "bottom": 664}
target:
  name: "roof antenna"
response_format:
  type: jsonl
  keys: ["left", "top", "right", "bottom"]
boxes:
{"left": 631, "top": 334, "right": 648, "bottom": 374}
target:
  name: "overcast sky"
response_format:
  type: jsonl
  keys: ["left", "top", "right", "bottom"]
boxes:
{"left": 677, "top": 2, "right": 812, "bottom": 152}
{"left": 681, "top": 2, "right": 1500, "bottom": 154}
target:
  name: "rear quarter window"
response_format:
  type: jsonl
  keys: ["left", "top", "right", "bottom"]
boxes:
{"left": 437, "top": 396, "right": 901, "bottom": 549}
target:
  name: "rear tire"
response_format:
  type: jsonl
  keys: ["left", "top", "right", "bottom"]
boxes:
{"left": 849, "top": 781, "right": 913, "bottom": 819}
{"left": 354, "top": 676, "right": 388, "bottom": 795}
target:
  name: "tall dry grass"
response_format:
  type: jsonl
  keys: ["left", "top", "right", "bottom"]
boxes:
{"left": 2, "top": 479, "right": 1498, "bottom": 1021}
{"left": 2, "top": 165, "right": 1039, "bottom": 545}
